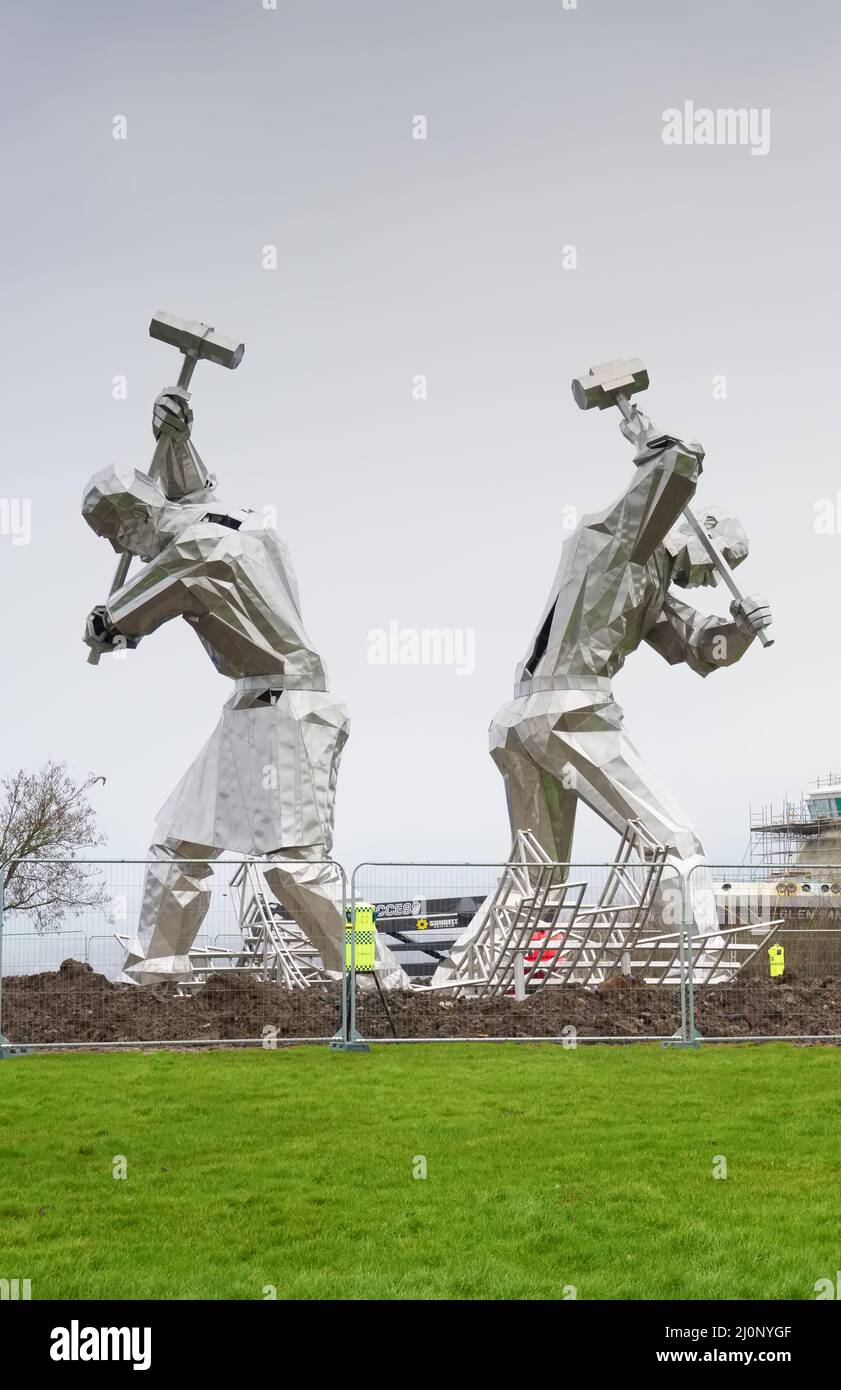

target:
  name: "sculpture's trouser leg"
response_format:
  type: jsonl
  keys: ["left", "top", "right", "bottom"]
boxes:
{"left": 493, "top": 693, "right": 718, "bottom": 934}
{"left": 490, "top": 722, "right": 578, "bottom": 865}
{"left": 431, "top": 721, "right": 578, "bottom": 989}
{"left": 263, "top": 848, "right": 344, "bottom": 974}
{"left": 264, "top": 848, "right": 408, "bottom": 988}
{"left": 124, "top": 838, "right": 220, "bottom": 984}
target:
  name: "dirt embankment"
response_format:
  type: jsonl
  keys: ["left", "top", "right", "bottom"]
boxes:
{"left": 3, "top": 959, "right": 841, "bottom": 1045}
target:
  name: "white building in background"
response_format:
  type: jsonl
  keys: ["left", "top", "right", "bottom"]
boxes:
{"left": 712, "top": 775, "right": 841, "bottom": 924}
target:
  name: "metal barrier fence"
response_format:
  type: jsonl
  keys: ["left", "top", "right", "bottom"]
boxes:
{"left": 684, "top": 862, "right": 841, "bottom": 1043}
{"left": 0, "top": 859, "right": 347, "bottom": 1049}
{"left": 2, "top": 858, "right": 841, "bottom": 1051}
{"left": 347, "top": 858, "right": 685, "bottom": 1043}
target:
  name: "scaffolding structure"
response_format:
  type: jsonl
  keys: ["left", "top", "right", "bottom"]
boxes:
{"left": 749, "top": 773, "right": 841, "bottom": 871}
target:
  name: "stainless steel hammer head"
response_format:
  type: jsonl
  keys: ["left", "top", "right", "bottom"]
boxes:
{"left": 571, "top": 358, "right": 648, "bottom": 411}
{"left": 149, "top": 310, "right": 245, "bottom": 370}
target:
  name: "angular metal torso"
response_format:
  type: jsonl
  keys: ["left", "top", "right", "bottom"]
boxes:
{"left": 515, "top": 502, "right": 672, "bottom": 689}
{"left": 108, "top": 508, "right": 329, "bottom": 689}
{"left": 185, "top": 514, "right": 329, "bottom": 686}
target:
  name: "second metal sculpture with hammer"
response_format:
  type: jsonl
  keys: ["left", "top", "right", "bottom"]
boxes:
{"left": 489, "top": 356, "right": 773, "bottom": 936}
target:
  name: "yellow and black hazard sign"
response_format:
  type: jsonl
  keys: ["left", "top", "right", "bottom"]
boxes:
{"left": 768, "top": 943, "right": 785, "bottom": 978}
{"left": 345, "top": 902, "right": 377, "bottom": 972}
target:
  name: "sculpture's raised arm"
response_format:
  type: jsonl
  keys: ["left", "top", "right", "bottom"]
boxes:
{"left": 644, "top": 590, "right": 772, "bottom": 677}
{"left": 151, "top": 386, "right": 214, "bottom": 500}
{"left": 605, "top": 431, "right": 704, "bottom": 566}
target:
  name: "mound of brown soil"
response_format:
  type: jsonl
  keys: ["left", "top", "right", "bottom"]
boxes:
{"left": 3, "top": 960, "right": 840, "bottom": 1046}
{"left": 2, "top": 960, "right": 342, "bottom": 1045}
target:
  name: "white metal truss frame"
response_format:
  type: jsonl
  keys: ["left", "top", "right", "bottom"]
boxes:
{"left": 207, "top": 862, "right": 333, "bottom": 988}
{"left": 624, "top": 918, "right": 782, "bottom": 986}
{"left": 431, "top": 826, "right": 783, "bottom": 997}
{"left": 432, "top": 824, "right": 671, "bottom": 996}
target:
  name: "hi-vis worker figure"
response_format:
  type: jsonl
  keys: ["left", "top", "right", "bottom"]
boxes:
{"left": 344, "top": 903, "right": 398, "bottom": 1035}
{"left": 345, "top": 903, "right": 378, "bottom": 973}
{"left": 81, "top": 312, "right": 406, "bottom": 989}
{"left": 489, "top": 360, "right": 773, "bottom": 938}
{"left": 768, "top": 944, "right": 785, "bottom": 978}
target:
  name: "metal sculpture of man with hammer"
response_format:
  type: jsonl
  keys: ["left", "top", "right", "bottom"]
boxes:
{"left": 81, "top": 311, "right": 403, "bottom": 987}
{"left": 490, "top": 358, "right": 773, "bottom": 934}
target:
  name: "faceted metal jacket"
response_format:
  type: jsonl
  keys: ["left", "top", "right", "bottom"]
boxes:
{"left": 83, "top": 465, "right": 328, "bottom": 688}
{"left": 514, "top": 439, "right": 750, "bottom": 695}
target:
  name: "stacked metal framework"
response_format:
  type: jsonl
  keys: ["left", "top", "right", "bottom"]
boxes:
{"left": 430, "top": 830, "right": 777, "bottom": 998}
{"left": 186, "top": 863, "right": 333, "bottom": 990}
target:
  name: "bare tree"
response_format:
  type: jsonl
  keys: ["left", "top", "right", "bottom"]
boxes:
{"left": 0, "top": 762, "right": 107, "bottom": 930}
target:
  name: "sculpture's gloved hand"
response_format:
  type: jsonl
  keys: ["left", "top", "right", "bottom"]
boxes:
{"left": 84, "top": 605, "right": 138, "bottom": 656}
{"left": 619, "top": 404, "right": 651, "bottom": 445}
{"left": 619, "top": 405, "right": 671, "bottom": 460}
{"left": 730, "top": 593, "right": 772, "bottom": 640}
{"left": 153, "top": 387, "right": 193, "bottom": 442}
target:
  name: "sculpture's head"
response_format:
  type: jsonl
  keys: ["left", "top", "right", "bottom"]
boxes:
{"left": 665, "top": 506, "right": 749, "bottom": 588}
{"left": 82, "top": 465, "right": 179, "bottom": 559}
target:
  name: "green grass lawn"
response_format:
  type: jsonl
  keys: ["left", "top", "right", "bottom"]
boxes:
{"left": 0, "top": 1043, "right": 839, "bottom": 1300}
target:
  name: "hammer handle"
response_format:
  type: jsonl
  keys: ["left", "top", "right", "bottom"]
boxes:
{"left": 614, "top": 393, "right": 774, "bottom": 650}
{"left": 87, "top": 352, "right": 201, "bottom": 664}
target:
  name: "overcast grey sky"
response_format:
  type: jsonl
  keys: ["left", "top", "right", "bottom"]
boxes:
{"left": 1, "top": 0, "right": 840, "bottom": 870}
